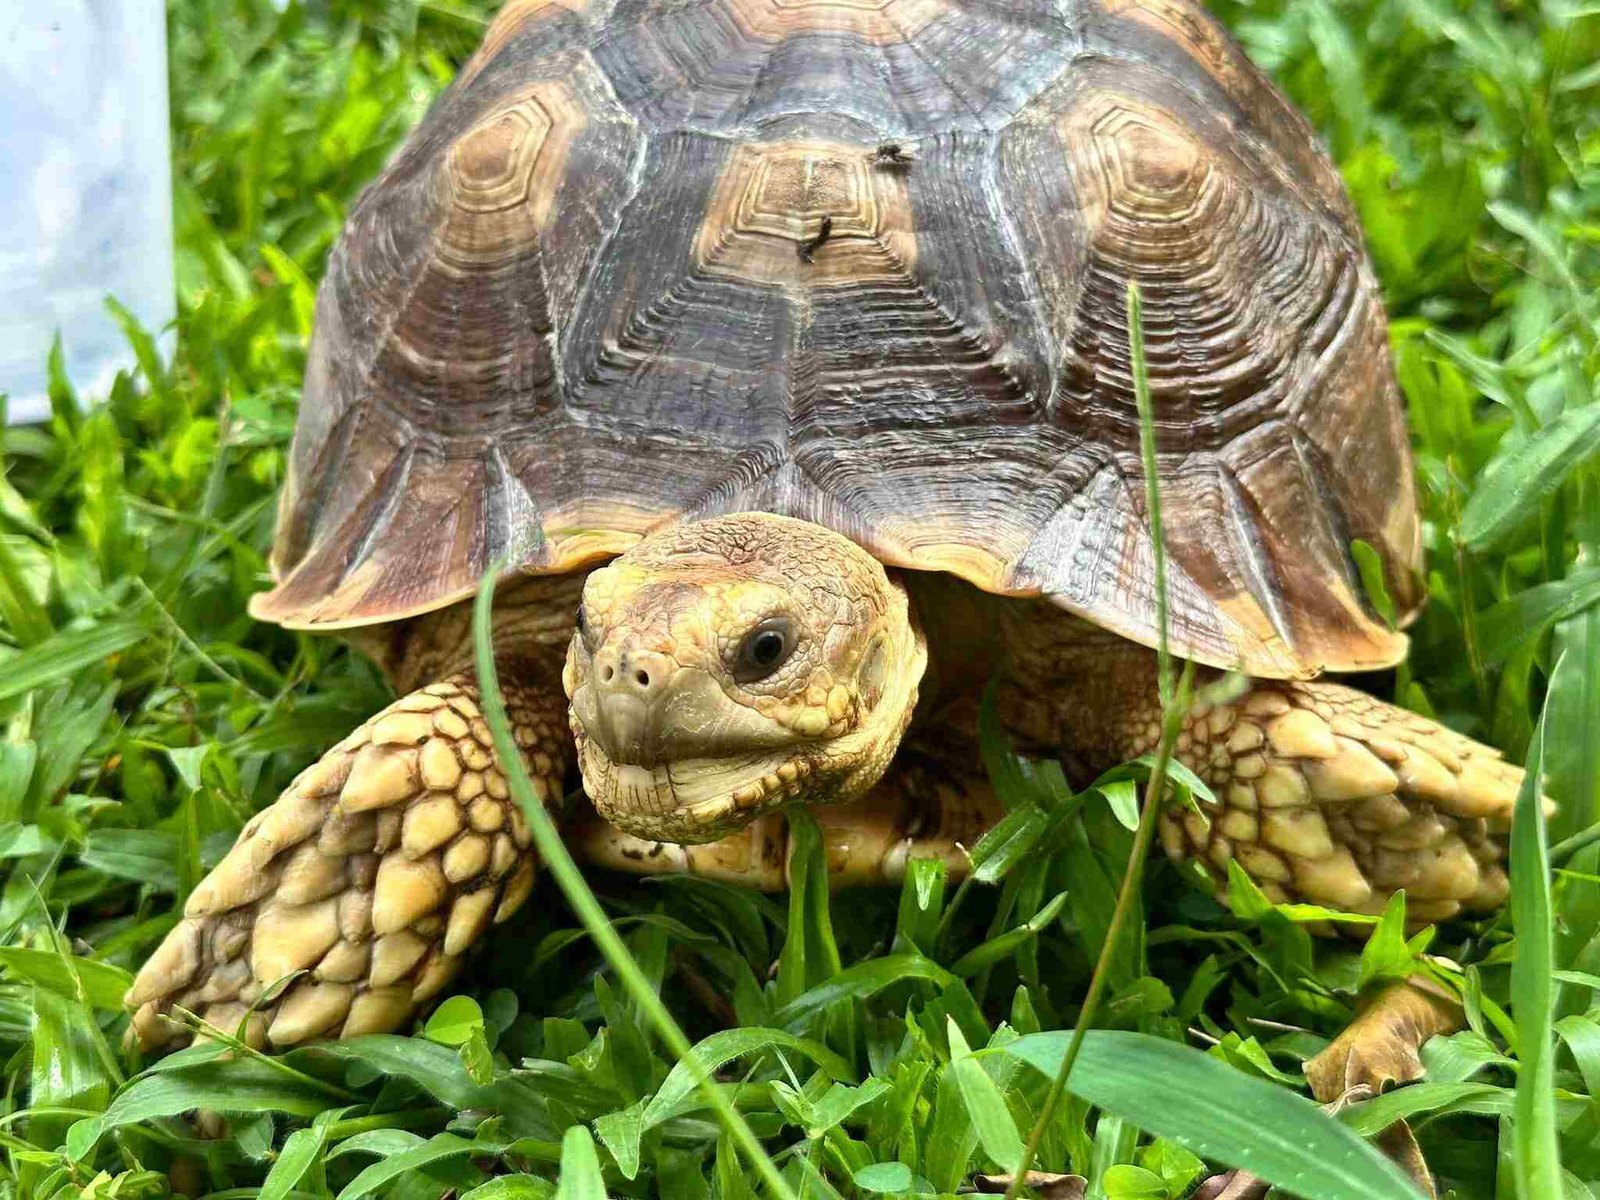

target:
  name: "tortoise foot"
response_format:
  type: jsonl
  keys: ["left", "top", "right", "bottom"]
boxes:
{"left": 125, "top": 677, "right": 560, "bottom": 1053}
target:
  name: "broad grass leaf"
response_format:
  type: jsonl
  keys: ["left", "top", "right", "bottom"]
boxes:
{"left": 895, "top": 856, "right": 946, "bottom": 952}
{"left": 0, "top": 946, "right": 132, "bottom": 1010}
{"left": 1102, "top": 1164, "right": 1167, "bottom": 1199}
{"left": 1552, "top": 1016, "right": 1600, "bottom": 1095}
{"left": 1548, "top": 605, "right": 1600, "bottom": 837}
{"left": 1461, "top": 405, "right": 1600, "bottom": 549}
{"left": 1336, "top": 1082, "right": 1520, "bottom": 1134}
{"left": 555, "top": 1125, "right": 606, "bottom": 1200}
{"left": 1098, "top": 779, "right": 1140, "bottom": 831}
{"left": 0, "top": 534, "right": 51, "bottom": 647}
{"left": 948, "top": 1020, "right": 1023, "bottom": 1173}
{"left": 1420, "top": 1029, "right": 1514, "bottom": 1082}
{"left": 336, "top": 1131, "right": 485, "bottom": 1200}
{"left": 297, "top": 1037, "right": 493, "bottom": 1110}
{"left": 0, "top": 609, "right": 156, "bottom": 704}
{"left": 100, "top": 1059, "right": 336, "bottom": 1130}
{"left": 641, "top": 1027, "right": 854, "bottom": 1127}
{"left": 1474, "top": 567, "right": 1600, "bottom": 665}
{"left": 0, "top": 743, "right": 39, "bottom": 826}
{"left": 775, "top": 807, "right": 843, "bottom": 1007}
{"left": 949, "top": 892, "right": 1068, "bottom": 977}
{"left": 925, "top": 1052, "right": 981, "bottom": 1193}
{"left": 79, "top": 829, "right": 180, "bottom": 889}
{"left": 1004, "top": 1031, "right": 1426, "bottom": 1200}
{"left": 806, "top": 1078, "right": 891, "bottom": 1137}
{"left": 1351, "top": 539, "right": 1400, "bottom": 629}
{"left": 969, "top": 804, "right": 1054, "bottom": 884}
{"left": 461, "top": 1177, "right": 558, "bottom": 1200}
{"left": 772, "top": 955, "right": 954, "bottom": 1030}
{"left": 595, "top": 1097, "right": 646, "bottom": 1180}
{"left": 328, "top": 1130, "right": 426, "bottom": 1159}
{"left": 1357, "top": 893, "right": 1419, "bottom": 989}
{"left": 259, "top": 1125, "right": 329, "bottom": 1200}
{"left": 854, "top": 1162, "right": 918, "bottom": 1193}
{"left": 30, "top": 986, "right": 114, "bottom": 1148}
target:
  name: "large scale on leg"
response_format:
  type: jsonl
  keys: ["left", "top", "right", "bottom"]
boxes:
{"left": 129, "top": 0, "right": 1525, "bottom": 1123}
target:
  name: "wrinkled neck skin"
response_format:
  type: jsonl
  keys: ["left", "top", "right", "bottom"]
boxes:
{"left": 563, "top": 514, "right": 929, "bottom": 844}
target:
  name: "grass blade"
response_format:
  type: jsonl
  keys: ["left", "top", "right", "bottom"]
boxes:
{"left": 1005, "top": 280, "right": 1194, "bottom": 1200}
{"left": 555, "top": 1125, "right": 607, "bottom": 1200}
{"left": 1509, "top": 700, "right": 1559, "bottom": 1199}
{"left": 0, "top": 608, "right": 156, "bottom": 704}
{"left": 1004, "top": 1032, "right": 1425, "bottom": 1200}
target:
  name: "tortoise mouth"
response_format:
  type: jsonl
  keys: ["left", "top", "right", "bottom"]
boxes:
{"left": 577, "top": 736, "right": 818, "bottom": 844}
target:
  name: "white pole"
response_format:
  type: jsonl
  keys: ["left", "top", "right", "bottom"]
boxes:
{"left": 0, "top": 0, "right": 177, "bottom": 422}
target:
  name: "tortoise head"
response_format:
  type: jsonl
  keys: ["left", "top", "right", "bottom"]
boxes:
{"left": 562, "top": 513, "right": 926, "bottom": 843}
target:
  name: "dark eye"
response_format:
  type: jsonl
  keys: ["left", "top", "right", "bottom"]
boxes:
{"left": 734, "top": 617, "right": 796, "bottom": 682}
{"left": 575, "top": 606, "right": 594, "bottom": 648}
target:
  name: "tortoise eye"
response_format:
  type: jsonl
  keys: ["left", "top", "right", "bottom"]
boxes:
{"left": 734, "top": 617, "right": 796, "bottom": 682}
{"left": 575, "top": 606, "right": 595, "bottom": 649}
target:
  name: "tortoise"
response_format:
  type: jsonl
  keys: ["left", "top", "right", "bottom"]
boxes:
{"left": 127, "top": 0, "right": 1525, "bottom": 1062}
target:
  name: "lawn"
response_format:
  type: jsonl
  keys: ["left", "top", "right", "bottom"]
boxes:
{"left": 0, "top": 0, "right": 1597, "bottom": 1197}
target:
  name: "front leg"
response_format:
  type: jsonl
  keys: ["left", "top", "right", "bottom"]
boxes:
{"left": 1000, "top": 610, "right": 1520, "bottom": 920}
{"left": 126, "top": 672, "right": 570, "bottom": 1052}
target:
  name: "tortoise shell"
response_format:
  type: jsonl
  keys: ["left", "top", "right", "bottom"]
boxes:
{"left": 251, "top": 0, "right": 1422, "bottom": 678}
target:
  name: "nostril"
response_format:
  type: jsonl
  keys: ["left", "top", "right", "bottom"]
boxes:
{"left": 634, "top": 669, "right": 650, "bottom": 688}
{"left": 600, "top": 664, "right": 615, "bottom": 682}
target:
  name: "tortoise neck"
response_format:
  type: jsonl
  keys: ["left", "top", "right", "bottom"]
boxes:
{"left": 355, "top": 573, "right": 590, "bottom": 695}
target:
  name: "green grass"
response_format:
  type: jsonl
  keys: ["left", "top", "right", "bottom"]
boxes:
{"left": 0, "top": 0, "right": 1597, "bottom": 1196}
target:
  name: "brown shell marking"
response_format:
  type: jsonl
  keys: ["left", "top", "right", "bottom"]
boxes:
{"left": 696, "top": 140, "right": 916, "bottom": 286}
{"left": 721, "top": 0, "right": 948, "bottom": 42}
{"left": 458, "top": 0, "right": 592, "bottom": 90}
{"left": 255, "top": 0, "right": 1419, "bottom": 680}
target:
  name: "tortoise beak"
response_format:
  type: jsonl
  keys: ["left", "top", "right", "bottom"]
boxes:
{"left": 569, "top": 633, "right": 805, "bottom": 774}
{"left": 581, "top": 643, "right": 679, "bottom": 768}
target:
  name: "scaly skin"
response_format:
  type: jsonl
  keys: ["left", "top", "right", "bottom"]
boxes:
{"left": 126, "top": 677, "right": 564, "bottom": 1051}
{"left": 997, "top": 602, "right": 1518, "bottom": 919}
{"left": 129, "top": 513, "right": 1522, "bottom": 1098}
{"left": 563, "top": 514, "right": 927, "bottom": 844}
